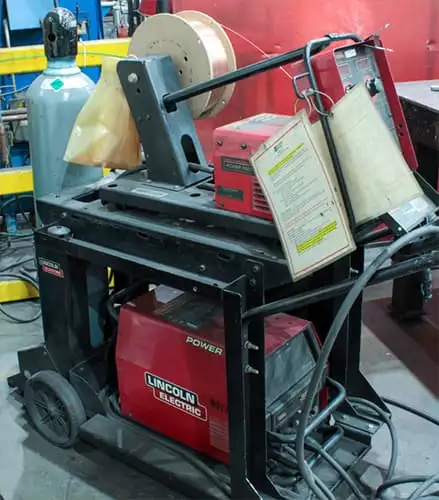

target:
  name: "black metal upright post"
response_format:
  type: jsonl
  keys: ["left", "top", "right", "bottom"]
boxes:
{"left": 245, "top": 262, "right": 280, "bottom": 497}
{"left": 223, "top": 278, "right": 260, "bottom": 499}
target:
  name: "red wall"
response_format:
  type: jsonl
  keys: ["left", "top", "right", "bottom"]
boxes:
{"left": 168, "top": 0, "right": 439, "bottom": 159}
{"left": 174, "top": 0, "right": 439, "bottom": 82}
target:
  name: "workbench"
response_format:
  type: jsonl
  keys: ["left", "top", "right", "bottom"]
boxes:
{"left": 397, "top": 80, "right": 439, "bottom": 191}
{"left": 391, "top": 81, "right": 439, "bottom": 319}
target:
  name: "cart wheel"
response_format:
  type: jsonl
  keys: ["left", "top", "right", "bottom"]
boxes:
{"left": 24, "top": 370, "right": 86, "bottom": 448}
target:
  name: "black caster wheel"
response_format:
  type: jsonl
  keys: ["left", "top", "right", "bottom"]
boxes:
{"left": 24, "top": 370, "right": 86, "bottom": 448}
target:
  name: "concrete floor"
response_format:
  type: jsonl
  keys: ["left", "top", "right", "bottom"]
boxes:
{"left": 0, "top": 275, "right": 438, "bottom": 499}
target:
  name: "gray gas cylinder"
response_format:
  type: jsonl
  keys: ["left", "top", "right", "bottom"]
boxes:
{"left": 27, "top": 7, "right": 102, "bottom": 226}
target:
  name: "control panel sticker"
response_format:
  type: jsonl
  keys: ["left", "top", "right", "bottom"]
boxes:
{"left": 38, "top": 258, "right": 64, "bottom": 279}
{"left": 221, "top": 157, "right": 254, "bottom": 175}
{"left": 145, "top": 373, "right": 208, "bottom": 421}
{"left": 217, "top": 186, "right": 244, "bottom": 201}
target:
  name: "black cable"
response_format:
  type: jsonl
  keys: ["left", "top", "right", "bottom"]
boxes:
{"left": 0, "top": 272, "right": 40, "bottom": 323}
{"left": 377, "top": 478, "right": 438, "bottom": 499}
{"left": 349, "top": 398, "right": 398, "bottom": 481}
{"left": 382, "top": 398, "right": 439, "bottom": 428}
{"left": 295, "top": 226, "right": 439, "bottom": 500}
{"left": 410, "top": 475, "right": 439, "bottom": 500}
{"left": 0, "top": 257, "right": 34, "bottom": 273}
{"left": 269, "top": 428, "right": 365, "bottom": 499}
{"left": 14, "top": 195, "right": 33, "bottom": 228}
{"left": 305, "top": 438, "right": 366, "bottom": 500}
{"left": 106, "top": 394, "right": 231, "bottom": 497}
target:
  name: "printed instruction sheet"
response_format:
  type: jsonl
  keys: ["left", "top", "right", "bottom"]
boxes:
{"left": 250, "top": 110, "right": 356, "bottom": 281}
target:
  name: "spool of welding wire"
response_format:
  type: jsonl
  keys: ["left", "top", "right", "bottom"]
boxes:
{"left": 128, "top": 11, "right": 236, "bottom": 119}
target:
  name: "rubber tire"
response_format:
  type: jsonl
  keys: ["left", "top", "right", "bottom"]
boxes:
{"left": 24, "top": 370, "right": 86, "bottom": 448}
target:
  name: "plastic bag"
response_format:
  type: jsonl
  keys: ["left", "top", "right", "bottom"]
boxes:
{"left": 64, "top": 56, "right": 141, "bottom": 170}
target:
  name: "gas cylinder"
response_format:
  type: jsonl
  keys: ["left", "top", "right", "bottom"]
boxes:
{"left": 27, "top": 7, "right": 102, "bottom": 226}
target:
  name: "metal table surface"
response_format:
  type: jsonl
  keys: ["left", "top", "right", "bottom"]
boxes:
{"left": 397, "top": 80, "right": 439, "bottom": 113}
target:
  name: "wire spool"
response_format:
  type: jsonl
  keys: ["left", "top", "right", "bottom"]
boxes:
{"left": 128, "top": 11, "right": 237, "bottom": 119}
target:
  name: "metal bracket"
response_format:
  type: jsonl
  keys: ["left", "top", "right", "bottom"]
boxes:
{"left": 117, "top": 56, "right": 210, "bottom": 188}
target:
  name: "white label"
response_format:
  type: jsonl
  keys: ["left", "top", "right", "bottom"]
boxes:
{"left": 250, "top": 111, "right": 355, "bottom": 281}
{"left": 344, "top": 48, "right": 357, "bottom": 59}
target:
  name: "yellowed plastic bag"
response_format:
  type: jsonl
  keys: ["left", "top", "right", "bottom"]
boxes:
{"left": 64, "top": 56, "right": 141, "bottom": 169}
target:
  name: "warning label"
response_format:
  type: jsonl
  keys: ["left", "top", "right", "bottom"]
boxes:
{"left": 145, "top": 373, "right": 208, "bottom": 421}
{"left": 38, "top": 258, "right": 64, "bottom": 278}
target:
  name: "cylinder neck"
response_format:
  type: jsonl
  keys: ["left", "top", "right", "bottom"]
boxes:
{"left": 44, "top": 57, "right": 81, "bottom": 76}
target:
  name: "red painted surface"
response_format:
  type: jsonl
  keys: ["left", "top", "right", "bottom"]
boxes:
{"left": 116, "top": 290, "right": 314, "bottom": 464}
{"left": 214, "top": 114, "right": 289, "bottom": 219}
{"left": 139, "top": 0, "right": 173, "bottom": 15}
{"left": 173, "top": 0, "right": 438, "bottom": 160}
{"left": 174, "top": 0, "right": 439, "bottom": 82}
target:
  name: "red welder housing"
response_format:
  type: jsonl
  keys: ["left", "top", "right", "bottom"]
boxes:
{"left": 116, "top": 289, "right": 320, "bottom": 464}
{"left": 214, "top": 114, "right": 291, "bottom": 220}
{"left": 214, "top": 38, "right": 417, "bottom": 219}
{"left": 175, "top": 0, "right": 439, "bottom": 160}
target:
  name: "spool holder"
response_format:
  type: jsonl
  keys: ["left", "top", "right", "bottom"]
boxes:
{"left": 117, "top": 41, "right": 327, "bottom": 188}
{"left": 117, "top": 55, "right": 210, "bottom": 188}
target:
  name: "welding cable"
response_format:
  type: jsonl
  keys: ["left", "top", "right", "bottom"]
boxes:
{"left": 305, "top": 438, "right": 366, "bottom": 500}
{"left": 270, "top": 443, "right": 335, "bottom": 500}
{"left": 348, "top": 397, "right": 398, "bottom": 481}
{"left": 294, "top": 225, "right": 439, "bottom": 500}
{"left": 105, "top": 393, "right": 232, "bottom": 497}
{"left": 381, "top": 398, "right": 439, "bottom": 428}
{"left": 269, "top": 433, "right": 366, "bottom": 500}
{"left": 376, "top": 477, "right": 439, "bottom": 500}
{"left": 409, "top": 475, "right": 439, "bottom": 500}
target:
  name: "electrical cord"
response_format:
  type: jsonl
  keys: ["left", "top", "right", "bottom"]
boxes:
{"left": 0, "top": 272, "right": 40, "bottom": 323}
{"left": 105, "top": 393, "right": 231, "bottom": 498}
{"left": 269, "top": 430, "right": 366, "bottom": 500}
{"left": 409, "top": 475, "right": 439, "bottom": 500}
{"left": 305, "top": 438, "right": 366, "bottom": 500}
{"left": 295, "top": 225, "right": 439, "bottom": 500}
{"left": 348, "top": 398, "right": 398, "bottom": 482}
{"left": 382, "top": 398, "right": 439, "bottom": 428}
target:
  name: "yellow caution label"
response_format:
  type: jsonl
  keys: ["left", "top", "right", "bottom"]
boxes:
{"left": 296, "top": 221, "right": 337, "bottom": 254}
{"left": 268, "top": 143, "right": 304, "bottom": 176}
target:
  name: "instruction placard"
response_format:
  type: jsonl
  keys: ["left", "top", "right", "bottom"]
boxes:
{"left": 250, "top": 111, "right": 355, "bottom": 281}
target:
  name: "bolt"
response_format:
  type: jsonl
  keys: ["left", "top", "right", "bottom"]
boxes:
{"left": 368, "top": 423, "right": 375, "bottom": 431}
{"left": 193, "top": 286, "right": 199, "bottom": 293}
{"left": 199, "top": 264, "right": 206, "bottom": 272}
{"left": 252, "top": 265, "right": 260, "bottom": 273}
{"left": 249, "top": 278, "right": 257, "bottom": 287}
{"left": 216, "top": 139, "right": 223, "bottom": 146}
{"left": 244, "top": 341, "right": 259, "bottom": 351}
{"left": 245, "top": 365, "right": 259, "bottom": 375}
{"left": 61, "top": 212, "right": 67, "bottom": 219}
{"left": 128, "top": 73, "right": 138, "bottom": 84}
{"left": 48, "top": 225, "right": 71, "bottom": 238}
{"left": 219, "top": 201, "right": 225, "bottom": 208}
{"left": 241, "top": 143, "right": 248, "bottom": 150}
{"left": 146, "top": 114, "right": 151, "bottom": 120}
